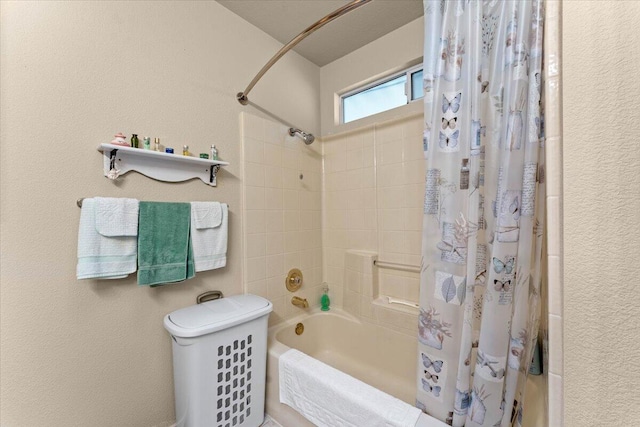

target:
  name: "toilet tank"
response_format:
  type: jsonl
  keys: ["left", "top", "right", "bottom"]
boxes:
{"left": 164, "top": 294, "right": 273, "bottom": 427}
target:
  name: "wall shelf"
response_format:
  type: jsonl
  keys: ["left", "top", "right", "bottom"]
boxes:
{"left": 97, "top": 143, "right": 229, "bottom": 186}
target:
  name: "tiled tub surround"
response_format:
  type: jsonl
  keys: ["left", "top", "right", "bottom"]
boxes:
{"left": 343, "top": 250, "right": 419, "bottom": 336}
{"left": 240, "top": 111, "right": 424, "bottom": 329}
{"left": 240, "top": 112, "right": 323, "bottom": 326}
{"left": 544, "top": 1, "right": 563, "bottom": 426}
{"left": 323, "top": 114, "right": 425, "bottom": 312}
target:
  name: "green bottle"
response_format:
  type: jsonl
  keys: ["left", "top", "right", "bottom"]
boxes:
{"left": 320, "top": 285, "right": 330, "bottom": 311}
{"left": 131, "top": 134, "right": 139, "bottom": 148}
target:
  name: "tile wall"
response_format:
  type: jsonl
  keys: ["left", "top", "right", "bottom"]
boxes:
{"left": 543, "top": 1, "right": 564, "bottom": 425}
{"left": 240, "top": 112, "right": 323, "bottom": 326}
{"left": 343, "top": 250, "right": 419, "bottom": 337}
{"left": 242, "top": 110, "right": 425, "bottom": 331}
{"left": 323, "top": 114, "right": 425, "bottom": 311}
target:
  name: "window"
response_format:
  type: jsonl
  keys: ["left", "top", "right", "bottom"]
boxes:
{"left": 341, "top": 64, "right": 423, "bottom": 124}
{"left": 410, "top": 68, "right": 423, "bottom": 101}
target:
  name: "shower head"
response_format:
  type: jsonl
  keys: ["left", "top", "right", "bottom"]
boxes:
{"left": 288, "top": 128, "right": 315, "bottom": 145}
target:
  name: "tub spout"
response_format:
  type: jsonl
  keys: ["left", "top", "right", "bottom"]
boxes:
{"left": 291, "top": 296, "right": 309, "bottom": 308}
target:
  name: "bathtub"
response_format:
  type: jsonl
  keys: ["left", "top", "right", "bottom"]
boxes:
{"left": 265, "top": 308, "right": 546, "bottom": 427}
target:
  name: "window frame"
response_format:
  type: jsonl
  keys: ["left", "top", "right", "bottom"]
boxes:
{"left": 339, "top": 63, "right": 424, "bottom": 124}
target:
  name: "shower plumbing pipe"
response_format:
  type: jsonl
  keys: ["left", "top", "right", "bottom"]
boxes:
{"left": 240, "top": 98, "right": 316, "bottom": 145}
{"left": 236, "top": 0, "right": 372, "bottom": 106}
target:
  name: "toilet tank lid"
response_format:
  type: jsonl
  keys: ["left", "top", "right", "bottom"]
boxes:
{"left": 163, "top": 294, "right": 273, "bottom": 338}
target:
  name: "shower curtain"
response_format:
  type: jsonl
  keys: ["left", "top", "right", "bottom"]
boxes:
{"left": 417, "top": 1, "right": 545, "bottom": 426}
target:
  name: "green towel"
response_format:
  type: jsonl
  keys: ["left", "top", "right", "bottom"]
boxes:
{"left": 137, "top": 202, "right": 195, "bottom": 286}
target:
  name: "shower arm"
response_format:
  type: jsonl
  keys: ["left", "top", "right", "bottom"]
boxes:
{"left": 236, "top": 0, "right": 372, "bottom": 105}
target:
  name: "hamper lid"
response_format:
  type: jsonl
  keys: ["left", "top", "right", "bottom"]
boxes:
{"left": 164, "top": 294, "right": 272, "bottom": 338}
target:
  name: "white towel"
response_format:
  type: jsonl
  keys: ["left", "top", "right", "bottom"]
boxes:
{"left": 192, "top": 201, "right": 222, "bottom": 229}
{"left": 76, "top": 198, "right": 137, "bottom": 280}
{"left": 95, "top": 197, "right": 139, "bottom": 236}
{"left": 279, "top": 349, "right": 422, "bottom": 427}
{"left": 190, "top": 202, "right": 228, "bottom": 272}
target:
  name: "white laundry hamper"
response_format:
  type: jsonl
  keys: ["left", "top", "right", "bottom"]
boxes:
{"left": 164, "top": 294, "right": 273, "bottom": 427}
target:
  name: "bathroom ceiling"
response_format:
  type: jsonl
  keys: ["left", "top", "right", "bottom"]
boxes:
{"left": 216, "top": 0, "right": 424, "bottom": 66}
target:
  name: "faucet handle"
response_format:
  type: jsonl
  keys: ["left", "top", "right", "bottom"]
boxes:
{"left": 286, "top": 268, "right": 303, "bottom": 292}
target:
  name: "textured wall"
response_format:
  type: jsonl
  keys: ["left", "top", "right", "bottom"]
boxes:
{"left": 0, "top": 2, "right": 319, "bottom": 426}
{"left": 563, "top": 1, "right": 640, "bottom": 425}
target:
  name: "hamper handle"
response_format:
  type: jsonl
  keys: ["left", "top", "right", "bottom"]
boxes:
{"left": 196, "top": 290, "right": 224, "bottom": 304}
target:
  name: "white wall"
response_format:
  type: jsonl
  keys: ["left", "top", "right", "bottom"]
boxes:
{"left": 0, "top": 2, "right": 319, "bottom": 426}
{"left": 563, "top": 1, "right": 640, "bottom": 425}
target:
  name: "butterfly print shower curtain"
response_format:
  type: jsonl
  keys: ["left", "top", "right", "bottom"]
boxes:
{"left": 417, "top": 1, "right": 545, "bottom": 426}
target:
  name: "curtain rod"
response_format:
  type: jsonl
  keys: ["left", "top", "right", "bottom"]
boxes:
{"left": 236, "top": 0, "right": 373, "bottom": 106}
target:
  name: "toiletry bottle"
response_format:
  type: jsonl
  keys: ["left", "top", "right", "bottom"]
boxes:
{"left": 529, "top": 339, "right": 543, "bottom": 375}
{"left": 460, "top": 158, "right": 470, "bottom": 190}
{"left": 131, "top": 134, "right": 139, "bottom": 148}
{"left": 154, "top": 138, "right": 160, "bottom": 152}
{"left": 210, "top": 144, "right": 219, "bottom": 160}
{"left": 321, "top": 284, "right": 330, "bottom": 311}
{"left": 143, "top": 137, "right": 151, "bottom": 150}
{"left": 183, "top": 145, "right": 189, "bottom": 156}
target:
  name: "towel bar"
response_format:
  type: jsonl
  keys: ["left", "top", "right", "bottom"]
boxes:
{"left": 373, "top": 259, "right": 421, "bottom": 273}
{"left": 77, "top": 198, "right": 229, "bottom": 210}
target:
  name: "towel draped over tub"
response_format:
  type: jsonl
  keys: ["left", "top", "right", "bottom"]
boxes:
{"left": 279, "top": 349, "right": 422, "bottom": 427}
